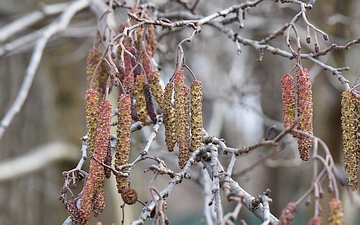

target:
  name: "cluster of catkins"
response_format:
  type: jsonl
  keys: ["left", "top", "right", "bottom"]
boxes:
{"left": 281, "top": 68, "right": 313, "bottom": 161}
{"left": 63, "top": 7, "right": 204, "bottom": 224}
{"left": 278, "top": 198, "right": 344, "bottom": 225}
{"left": 163, "top": 70, "right": 203, "bottom": 169}
{"left": 341, "top": 89, "right": 360, "bottom": 191}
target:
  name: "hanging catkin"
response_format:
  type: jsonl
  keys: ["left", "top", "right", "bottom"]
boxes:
{"left": 296, "top": 68, "right": 313, "bottom": 161}
{"left": 115, "top": 94, "right": 132, "bottom": 193}
{"left": 190, "top": 80, "right": 203, "bottom": 152}
{"left": 341, "top": 89, "right": 359, "bottom": 191}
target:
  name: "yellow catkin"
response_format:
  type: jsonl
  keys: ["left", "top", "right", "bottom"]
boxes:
{"left": 296, "top": 68, "right": 313, "bottom": 161}
{"left": 85, "top": 89, "right": 99, "bottom": 157}
{"left": 341, "top": 89, "right": 359, "bottom": 191}
{"left": 278, "top": 202, "right": 297, "bottom": 225}
{"left": 281, "top": 74, "right": 297, "bottom": 138}
{"left": 80, "top": 100, "right": 112, "bottom": 224}
{"left": 190, "top": 80, "right": 203, "bottom": 152}
{"left": 115, "top": 94, "right": 132, "bottom": 193}
{"left": 174, "top": 71, "right": 186, "bottom": 146}
{"left": 163, "top": 81, "right": 176, "bottom": 152}
{"left": 134, "top": 75, "right": 148, "bottom": 124}
{"left": 178, "top": 86, "right": 190, "bottom": 169}
{"left": 148, "top": 71, "right": 164, "bottom": 109}
{"left": 327, "top": 198, "right": 344, "bottom": 225}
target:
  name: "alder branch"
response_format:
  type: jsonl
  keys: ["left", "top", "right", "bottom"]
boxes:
{"left": 201, "top": 152, "right": 279, "bottom": 224}
{"left": 0, "top": 0, "right": 91, "bottom": 141}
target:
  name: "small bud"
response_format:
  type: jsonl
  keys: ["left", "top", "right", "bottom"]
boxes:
{"left": 306, "top": 36, "right": 311, "bottom": 44}
{"left": 323, "top": 34, "right": 329, "bottom": 41}
{"left": 314, "top": 43, "right": 320, "bottom": 53}
{"left": 111, "top": 51, "right": 116, "bottom": 59}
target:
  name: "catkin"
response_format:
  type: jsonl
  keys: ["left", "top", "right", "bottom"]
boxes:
{"left": 115, "top": 94, "right": 132, "bottom": 193}
{"left": 341, "top": 89, "right": 359, "bottom": 191}
{"left": 281, "top": 74, "right": 297, "bottom": 137}
{"left": 80, "top": 100, "right": 112, "bottom": 224}
{"left": 86, "top": 48, "right": 102, "bottom": 89}
{"left": 163, "top": 82, "right": 176, "bottom": 152}
{"left": 278, "top": 202, "right": 297, "bottom": 225}
{"left": 296, "top": 68, "right": 313, "bottom": 161}
{"left": 148, "top": 71, "right": 164, "bottom": 109}
{"left": 178, "top": 86, "right": 190, "bottom": 169}
{"left": 134, "top": 75, "right": 148, "bottom": 124}
{"left": 86, "top": 48, "right": 111, "bottom": 100}
{"left": 85, "top": 89, "right": 99, "bottom": 157}
{"left": 327, "top": 198, "right": 344, "bottom": 225}
{"left": 190, "top": 80, "right": 203, "bottom": 152}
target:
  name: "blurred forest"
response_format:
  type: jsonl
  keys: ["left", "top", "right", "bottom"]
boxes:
{"left": 0, "top": 0, "right": 359, "bottom": 224}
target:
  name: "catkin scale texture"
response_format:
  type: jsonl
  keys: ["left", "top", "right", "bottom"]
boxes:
{"left": 115, "top": 94, "right": 132, "bottom": 193}
{"left": 341, "top": 89, "right": 359, "bottom": 191}
{"left": 85, "top": 89, "right": 99, "bottom": 157}
{"left": 190, "top": 80, "right": 203, "bottom": 152}
{"left": 328, "top": 198, "right": 344, "bottom": 225}
{"left": 163, "top": 82, "right": 176, "bottom": 152}
{"left": 296, "top": 68, "right": 313, "bottom": 161}
{"left": 80, "top": 100, "right": 112, "bottom": 224}
{"left": 281, "top": 74, "right": 296, "bottom": 134}
{"left": 278, "top": 202, "right": 297, "bottom": 225}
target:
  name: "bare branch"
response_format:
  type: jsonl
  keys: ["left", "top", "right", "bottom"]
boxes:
{"left": 0, "top": 0, "right": 91, "bottom": 141}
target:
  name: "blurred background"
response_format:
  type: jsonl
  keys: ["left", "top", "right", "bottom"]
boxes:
{"left": 0, "top": 0, "right": 359, "bottom": 224}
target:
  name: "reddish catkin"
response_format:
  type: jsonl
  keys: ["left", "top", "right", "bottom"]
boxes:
{"left": 134, "top": 74, "right": 148, "bottom": 124}
{"left": 65, "top": 198, "right": 81, "bottom": 224}
{"left": 85, "top": 89, "right": 99, "bottom": 157}
{"left": 148, "top": 71, "right": 164, "bottom": 109}
{"left": 80, "top": 100, "right": 112, "bottom": 224}
{"left": 86, "top": 48, "right": 111, "bottom": 100}
{"left": 341, "top": 89, "right": 359, "bottom": 191}
{"left": 115, "top": 94, "right": 132, "bottom": 193}
{"left": 278, "top": 202, "right": 297, "bottom": 225}
{"left": 328, "top": 198, "right": 344, "bottom": 225}
{"left": 163, "top": 81, "right": 176, "bottom": 152}
{"left": 296, "top": 68, "right": 314, "bottom": 161}
{"left": 86, "top": 48, "right": 102, "bottom": 89}
{"left": 307, "top": 217, "right": 322, "bottom": 225}
{"left": 281, "top": 74, "right": 297, "bottom": 137}
{"left": 144, "top": 84, "right": 157, "bottom": 123}
{"left": 190, "top": 80, "right": 203, "bottom": 152}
